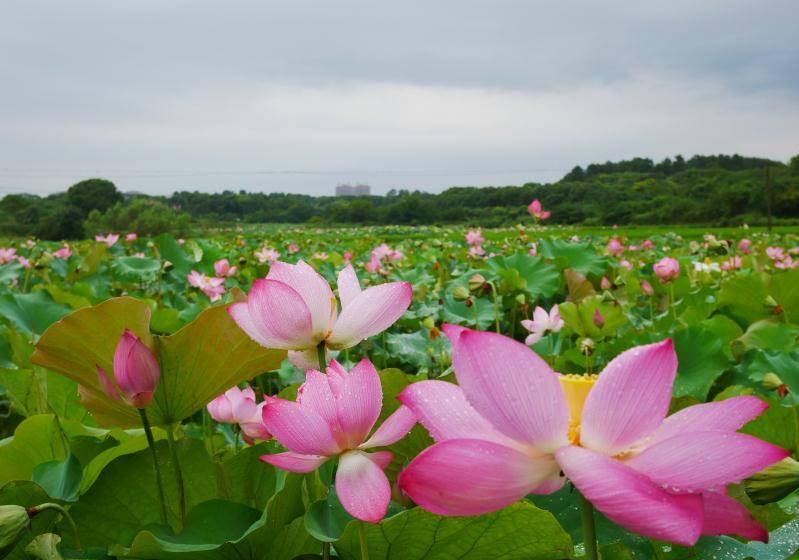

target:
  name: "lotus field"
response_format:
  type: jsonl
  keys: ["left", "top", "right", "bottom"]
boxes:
{"left": 2, "top": 211, "right": 799, "bottom": 559}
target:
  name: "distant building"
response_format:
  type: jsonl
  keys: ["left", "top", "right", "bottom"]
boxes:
{"left": 335, "top": 183, "right": 371, "bottom": 197}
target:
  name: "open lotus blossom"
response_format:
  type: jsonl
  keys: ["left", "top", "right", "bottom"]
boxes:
{"left": 528, "top": 199, "right": 551, "bottom": 220}
{"left": 214, "top": 258, "right": 238, "bottom": 277}
{"left": 207, "top": 385, "right": 273, "bottom": 442}
{"left": 187, "top": 270, "right": 226, "bottom": 301}
{"left": 260, "top": 359, "right": 417, "bottom": 522}
{"left": 766, "top": 247, "right": 784, "bottom": 261}
{"left": 255, "top": 246, "right": 280, "bottom": 264}
{"left": 774, "top": 256, "right": 798, "bottom": 270}
{"left": 229, "top": 261, "right": 412, "bottom": 367}
{"left": 654, "top": 257, "right": 680, "bottom": 282}
{"left": 97, "top": 330, "right": 161, "bottom": 409}
{"left": 52, "top": 246, "right": 72, "bottom": 259}
{"left": 125, "top": 233, "right": 138, "bottom": 242}
{"left": 693, "top": 260, "right": 721, "bottom": 274}
{"left": 398, "top": 326, "right": 787, "bottom": 546}
{"left": 607, "top": 237, "right": 624, "bottom": 257}
{"left": 520, "top": 305, "right": 564, "bottom": 345}
{"left": 465, "top": 229, "right": 484, "bottom": 246}
{"left": 721, "top": 256, "right": 743, "bottom": 271}
{"left": 16, "top": 256, "right": 31, "bottom": 269}
{"left": 287, "top": 243, "right": 300, "bottom": 254}
{"left": 0, "top": 248, "right": 17, "bottom": 264}
{"left": 95, "top": 233, "right": 119, "bottom": 247}
{"left": 468, "top": 245, "right": 486, "bottom": 259}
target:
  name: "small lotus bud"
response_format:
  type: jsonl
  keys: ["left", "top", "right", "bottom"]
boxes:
{"left": 744, "top": 457, "right": 799, "bottom": 504}
{"left": 162, "top": 260, "right": 174, "bottom": 271}
{"left": 641, "top": 279, "right": 654, "bottom": 296}
{"left": 453, "top": 286, "right": 470, "bottom": 301}
{"left": 600, "top": 276, "right": 611, "bottom": 290}
{"left": 580, "top": 338, "right": 595, "bottom": 356}
{"left": 762, "top": 372, "right": 784, "bottom": 390}
{"left": 0, "top": 505, "right": 30, "bottom": 555}
{"left": 429, "top": 326, "right": 441, "bottom": 341}
{"left": 765, "top": 295, "right": 778, "bottom": 309}
{"left": 99, "top": 330, "right": 161, "bottom": 409}
{"left": 469, "top": 274, "right": 486, "bottom": 292}
{"left": 515, "top": 294, "right": 526, "bottom": 305}
{"left": 592, "top": 309, "right": 605, "bottom": 329}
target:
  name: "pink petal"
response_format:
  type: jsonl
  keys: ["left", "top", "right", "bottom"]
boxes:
{"left": 443, "top": 327, "right": 569, "bottom": 452}
{"left": 207, "top": 394, "right": 234, "bottom": 423}
{"left": 260, "top": 451, "right": 328, "bottom": 473}
{"left": 399, "top": 438, "right": 558, "bottom": 516}
{"left": 288, "top": 347, "right": 328, "bottom": 370}
{"left": 335, "top": 450, "right": 391, "bottom": 523}
{"left": 337, "top": 264, "right": 362, "bottom": 308}
{"left": 625, "top": 430, "right": 789, "bottom": 492}
{"left": 361, "top": 405, "right": 417, "bottom": 449}
{"left": 296, "top": 369, "right": 345, "bottom": 446}
{"left": 701, "top": 491, "right": 768, "bottom": 542}
{"left": 580, "top": 339, "right": 677, "bottom": 455}
{"left": 267, "top": 261, "right": 337, "bottom": 338}
{"left": 332, "top": 359, "right": 382, "bottom": 448}
{"left": 555, "top": 445, "right": 704, "bottom": 546}
{"left": 239, "top": 279, "right": 316, "bottom": 349}
{"left": 398, "top": 380, "right": 517, "bottom": 446}
{"left": 645, "top": 396, "right": 768, "bottom": 449}
{"left": 96, "top": 365, "right": 123, "bottom": 402}
{"left": 327, "top": 281, "right": 412, "bottom": 349}
{"left": 261, "top": 399, "right": 341, "bottom": 456}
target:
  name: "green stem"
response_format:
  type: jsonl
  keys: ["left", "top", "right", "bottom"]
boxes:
{"left": 166, "top": 425, "right": 186, "bottom": 528}
{"left": 490, "top": 282, "right": 500, "bottom": 333}
{"left": 358, "top": 520, "right": 370, "bottom": 560}
{"left": 317, "top": 340, "right": 327, "bottom": 371}
{"left": 669, "top": 282, "right": 677, "bottom": 320}
{"left": 138, "top": 408, "right": 168, "bottom": 525}
{"left": 472, "top": 297, "right": 479, "bottom": 328}
{"left": 31, "top": 503, "right": 81, "bottom": 550}
{"left": 579, "top": 493, "right": 599, "bottom": 560}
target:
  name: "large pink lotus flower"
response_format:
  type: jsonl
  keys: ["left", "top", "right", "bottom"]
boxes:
{"left": 465, "top": 229, "right": 484, "bottom": 247}
{"left": 520, "top": 305, "right": 563, "bottom": 345}
{"left": 398, "top": 326, "right": 787, "bottom": 546}
{"left": 230, "top": 261, "right": 411, "bottom": 364}
{"left": 0, "top": 248, "right": 17, "bottom": 264}
{"left": 528, "top": 199, "right": 551, "bottom": 220}
{"left": 95, "top": 233, "right": 119, "bottom": 247}
{"left": 52, "top": 246, "right": 72, "bottom": 260}
{"left": 653, "top": 257, "right": 680, "bottom": 283}
{"left": 97, "top": 330, "right": 161, "bottom": 408}
{"left": 214, "top": 258, "right": 238, "bottom": 277}
{"left": 260, "top": 359, "right": 417, "bottom": 522}
{"left": 207, "top": 385, "right": 272, "bottom": 442}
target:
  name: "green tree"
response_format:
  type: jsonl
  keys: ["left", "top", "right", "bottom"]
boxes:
{"left": 35, "top": 205, "right": 85, "bottom": 240}
{"left": 66, "top": 178, "right": 122, "bottom": 216}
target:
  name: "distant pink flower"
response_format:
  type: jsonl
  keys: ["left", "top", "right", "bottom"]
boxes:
{"left": 373, "top": 243, "right": 392, "bottom": 259}
{"left": 23, "top": 239, "right": 36, "bottom": 249}
{"left": 468, "top": 245, "right": 486, "bottom": 259}
{"left": 600, "top": 276, "right": 612, "bottom": 290}
{"left": 607, "top": 237, "right": 624, "bottom": 257}
{"left": 343, "top": 251, "right": 353, "bottom": 263}
{"left": 653, "top": 257, "right": 680, "bottom": 283}
{"left": 207, "top": 385, "right": 273, "bottom": 442}
{"left": 0, "top": 248, "right": 17, "bottom": 264}
{"left": 133, "top": 252, "right": 146, "bottom": 258}
{"left": 520, "top": 305, "right": 564, "bottom": 345}
{"left": 766, "top": 247, "right": 785, "bottom": 261}
{"left": 178, "top": 238, "right": 185, "bottom": 245}
{"left": 738, "top": 239, "right": 752, "bottom": 254}
{"left": 628, "top": 245, "right": 639, "bottom": 252}
{"left": 721, "top": 256, "right": 743, "bottom": 271}
{"left": 364, "top": 251, "right": 383, "bottom": 273}
{"left": 641, "top": 279, "right": 654, "bottom": 296}
{"left": 52, "top": 246, "right": 72, "bottom": 260}
{"left": 187, "top": 270, "right": 205, "bottom": 288}
{"left": 229, "top": 261, "right": 412, "bottom": 366}
{"left": 387, "top": 250, "right": 404, "bottom": 262}
{"left": 528, "top": 242, "right": 538, "bottom": 257}
{"left": 97, "top": 330, "right": 161, "bottom": 409}
{"left": 214, "top": 258, "right": 238, "bottom": 277}
{"left": 95, "top": 233, "right": 119, "bottom": 247}
{"left": 255, "top": 247, "right": 280, "bottom": 264}
{"left": 287, "top": 243, "right": 300, "bottom": 254}
{"left": 313, "top": 252, "right": 329, "bottom": 261}
{"left": 619, "top": 259, "right": 633, "bottom": 270}
{"left": 125, "top": 233, "right": 138, "bottom": 242}
{"left": 399, "top": 326, "right": 786, "bottom": 545}
{"left": 187, "top": 270, "right": 226, "bottom": 301}
{"left": 528, "top": 199, "right": 551, "bottom": 220}
{"left": 465, "top": 229, "right": 484, "bottom": 246}
{"left": 775, "top": 256, "right": 798, "bottom": 270}
{"left": 261, "top": 359, "right": 417, "bottom": 522}
{"left": 641, "top": 239, "right": 654, "bottom": 250}
{"left": 16, "top": 256, "right": 31, "bottom": 269}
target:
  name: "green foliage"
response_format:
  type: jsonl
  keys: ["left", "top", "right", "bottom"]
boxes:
{"left": 66, "top": 178, "right": 122, "bottom": 216}
{"left": 85, "top": 198, "right": 191, "bottom": 237}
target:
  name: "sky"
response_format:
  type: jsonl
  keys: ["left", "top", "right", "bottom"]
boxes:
{"left": 1, "top": 0, "right": 797, "bottom": 197}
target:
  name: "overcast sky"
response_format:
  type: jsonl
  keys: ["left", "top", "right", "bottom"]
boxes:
{"left": 1, "top": 1, "right": 797, "bottom": 197}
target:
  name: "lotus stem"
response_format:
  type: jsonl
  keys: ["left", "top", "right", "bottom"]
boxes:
{"left": 359, "top": 520, "right": 370, "bottom": 560}
{"left": 138, "top": 407, "right": 168, "bottom": 525}
{"left": 166, "top": 424, "right": 186, "bottom": 528}
{"left": 30, "top": 503, "right": 81, "bottom": 550}
{"left": 317, "top": 340, "right": 327, "bottom": 371}
{"left": 579, "top": 493, "right": 599, "bottom": 560}
{"left": 669, "top": 282, "right": 677, "bottom": 320}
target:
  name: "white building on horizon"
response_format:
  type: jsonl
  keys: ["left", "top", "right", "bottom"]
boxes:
{"left": 335, "top": 183, "right": 371, "bottom": 197}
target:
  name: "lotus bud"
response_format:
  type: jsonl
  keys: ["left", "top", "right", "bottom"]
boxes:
{"left": 592, "top": 309, "right": 605, "bottom": 329}
{"left": 641, "top": 279, "right": 654, "bottom": 296}
{"left": 0, "top": 505, "right": 30, "bottom": 556}
{"left": 469, "top": 274, "right": 486, "bottom": 292}
{"left": 744, "top": 457, "right": 799, "bottom": 504}
{"left": 515, "top": 293, "right": 526, "bottom": 305}
{"left": 765, "top": 295, "right": 779, "bottom": 309}
{"left": 453, "top": 286, "right": 470, "bottom": 301}
{"left": 761, "top": 372, "right": 784, "bottom": 391}
{"left": 600, "top": 276, "right": 612, "bottom": 290}
{"left": 108, "top": 330, "right": 161, "bottom": 409}
{"left": 422, "top": 316, "right": 436, "bottom": 330}
{"left": 162, "top": 260, "right": 174, "bottom": 271}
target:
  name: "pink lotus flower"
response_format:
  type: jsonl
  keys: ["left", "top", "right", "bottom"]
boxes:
{"left": 343, "top": 251, "right": 353, "bottom": 263}
{"left": 465, "top": 229, "right": 484, "bottom": 247}
{"left": 619, "top": 259, "right": 633, "bottom": 270}
{"left": 641, "top": 239, "right": 654, "bottom": 250}
{"left": 313, "top": 252, "right": 329, "bottom": 261}
{"left": 16, "top": 256, "right": 31, "bottom": 269}
{"left": 207, "top": 385, "right": 273, "bottom": 442}
{"left": 468, "top": 245, "right": 486, "bottom": 259}
{"left": 24, "top": 239, "right": 36, "bottom": 249}
{"left": 125, "top": 233, "right": 138, "bottom": 242}
{"left": 229, "top": 261, "right": 411, "bottom": 366}
{"left": 528, "top": 199, "right": 551, "bottom": 220}
{"left": 721, "top": 256, "right": 743, "bottom": 271}
{"left": 387, "top": 249, "right": 404, "bottom": 262}
{"left": 97, "top": 330, "right": 161, "bottom": 408}
{"left": 641, "top": 279, "right": 654, "bottom": 296}
{"left": 364, "top": 251, "right": 384, "bottom": 274}
{"left": 653, "top": 257, "right": 680, "bottom": 283}
{"left": 766, "top": 247, "right": 785, "bottom": 261}
{"left": 214, "top": 258, "right": 238, "bottom": 277}
{"left": 187, "top": 270, "right": 226, "bottom": 302}
{"left": 255, "top": 247, "right": 280, "bottom": 264}
{"left": 373, "top": 243, "right": 392, "bottom": 259}
{"left": 738, "top": 239, "right": 752, "bottom": 254}
{"left": 398, "top": 326, "right": 787, "bottom": 545}
{"left": 607, "top": 237, "right": 624, "bottom": 257}
{"left": 600, "top": 276, "right": 612, "bottom": 290}
{"left": 0, "top": 248, "right": 17, "bottom": 264}
{"left": 520, "top": 305, "right": 564, "bottom": 345}
{"left": 52, "top": 246, "right": 72, "bottom": 260}
{"left": 178, "top": 238, "right": 185, "bottom": 245}
{"left": 775, "top": 256, "right": 798, "bottom": 270}
{"left": 95, "top": 233, "right": 119, "bottom": 247}
{"left": 528, "top": 242, "right": 538, "bottom": 257}
{"left": 260, "top": 359, "right": 417, "bottom": 522}
{"left": 287, "top": 243, "right": 300, "bottom": 254}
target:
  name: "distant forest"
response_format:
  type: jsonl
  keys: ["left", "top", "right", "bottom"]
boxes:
{"left": 2, "top": 154, "right": 798, "bottom": 239}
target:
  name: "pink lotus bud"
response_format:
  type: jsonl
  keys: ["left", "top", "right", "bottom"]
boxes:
{"left": 214, "top": 258, "right": 237, "bottom": 277}
{"left": 592, "top": 308, "right": 605, "bottom": 329}
{"left": 108, "top": 330, "right": 160, "bottom": 408}
{"left": 641, "top": 279, "right": 654, "bottom": 296}
{"left": 653, "top": 257, "right": 680, "bottom": 283}
{"left": 125, "top": 233, "right": 138, "bottom": 242}
{"left": 641, "top": 239, "right": 654, "bottom": 250}
{"left": 600, "top": 276, "right": 612, "bottom": 290}
{"left": 527, "top": 199, "right": 551, "bottom": 220}
{"left": 607, "top": 237, "right": 624, "bottom": 257}
{"left": 738, "top": 239, "right": 752, "bottom": 254}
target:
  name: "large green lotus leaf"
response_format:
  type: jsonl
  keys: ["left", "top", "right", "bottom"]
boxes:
{"left": 333, "top": 502, "right": 572, "bottom": 560}
{"left": 539, "top": 238, "right": 608, "bottom": 277}
{"left": 111, "top": 256, "right": 162, "bottom": 280}
{"left": 0, "top": 481, "right": 59, "bottom": 560}
{"left": 770, "top": 267, "right": 799, "bottom": 322}
{"left": 738, "top": 319, "right": 799, "bottom": 352}
{"left": 31, "top": 452, "right": 82, "bottom": 502}
{"left": 0, "top": 292, "right": 71, "bottom": 336}
{"left": 0, "top": 415, "right": 69, "bottom": 488}
{"left": 0, "top": 367, "right": 90, "bottom": 422}
{"left": 31, "top": 296, "right": 285, "bottom": 426}
{"left": 485, "top": 253, "right": 559, "bottom": 300}
{"left": 743, "top": 350, "right": 799, "bottom": 406}
{"left": 717, "top": 273, "right": 771, "bottom": 323}
{"left": 155, "top": 234, "right": 195, "bottom": 276}
{"left": 672, "top": 325, "right": 729, "bottom": 400}
{"left": 213, "top": 441, "right": 279, "bottom": 511}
